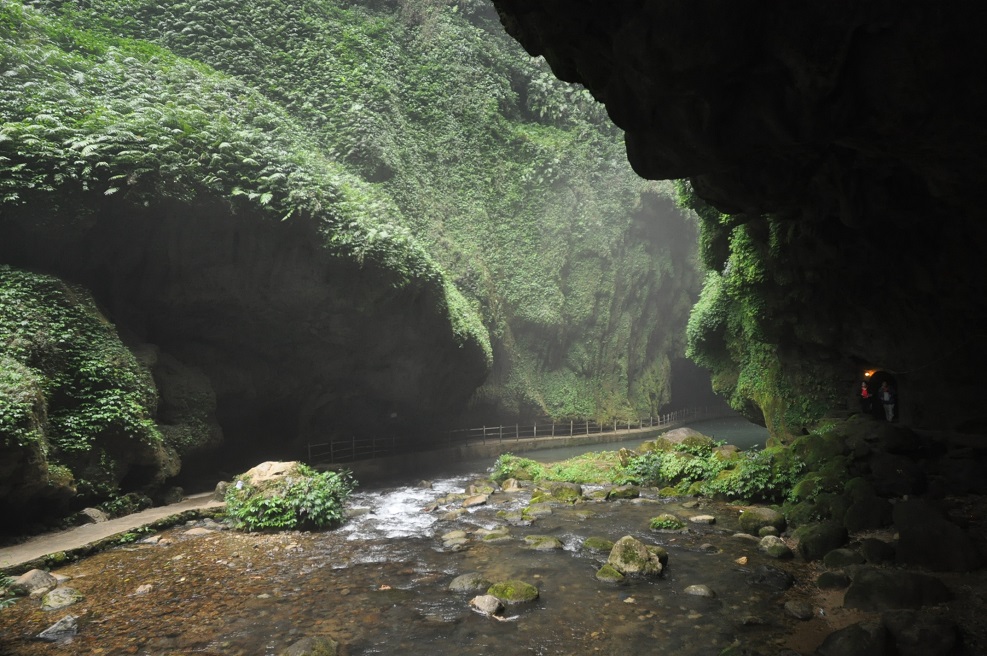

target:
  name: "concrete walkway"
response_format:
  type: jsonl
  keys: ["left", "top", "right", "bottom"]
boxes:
{"left": 0, "top": 493, "right": 224, "bottom": 574}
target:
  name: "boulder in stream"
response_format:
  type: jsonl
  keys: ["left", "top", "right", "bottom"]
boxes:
{"left": 11, "top": 569, "right": 57, "bottom": 597}
{"left": 281, "top": 636, "right": 340, "bottom": 656}
{"left": 486, "top": 579, "right": 539, "bottom": 604}
{"left": 37, "top": 615, "right": 78, "bottom": 643}
{"left": 607, "top": 535, "right": 663, "bottom": 577}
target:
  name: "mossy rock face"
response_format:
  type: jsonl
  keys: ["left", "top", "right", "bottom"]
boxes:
{"left": 595, "top": 564, "right": 626, "bottom": 582}
{"left": 639, "top": 437, "right": 676, "bottom": 453}
{"left": 487, "top": 580, "right": 539, "bottom": 604}
{"left": 658, "top": 486, "right": 680, "bottom": 497}
{"left": 650, "top": 513, "right": 685, "bottom": 531}
{"left": 583, "top": 536, "right": 615, "bottom": 553}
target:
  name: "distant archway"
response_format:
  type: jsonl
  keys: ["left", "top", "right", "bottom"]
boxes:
{"left": 861, "top": 370, "right": 898, "bottom": 421}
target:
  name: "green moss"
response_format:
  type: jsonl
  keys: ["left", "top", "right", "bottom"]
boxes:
{"left": 595, "top": 564, "right": 625, "bottom": 582}
{"left": 583, "top": 536, "right": 615, "bottom": 553}
{"left": 649, "top": 513, "right": 685, "bottom": 531}
{"left": 486, "top": 579, "right": 539, "bottom": 604}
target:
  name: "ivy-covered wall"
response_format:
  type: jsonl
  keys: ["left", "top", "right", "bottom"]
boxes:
{"left": 0, "top": 0, "right": 700, "bottom": 520}
{"left": 12, "top": 0, "right": 700, "bottom": 423}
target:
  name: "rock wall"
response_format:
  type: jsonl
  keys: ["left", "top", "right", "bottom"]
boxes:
{"left": 492, "top": 0, "right": 987, "bottom": 434}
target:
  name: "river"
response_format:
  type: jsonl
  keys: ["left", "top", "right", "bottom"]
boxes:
{"left": 2, "top": 418, "right": 835, "bottom": 655}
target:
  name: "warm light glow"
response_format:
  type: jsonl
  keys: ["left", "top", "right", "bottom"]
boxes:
{"left": 863, "top": 370, "right": 875, "bottom": 378}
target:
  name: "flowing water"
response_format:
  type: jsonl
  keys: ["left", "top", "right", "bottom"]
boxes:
{"left": 3, "top": 419, "right": 819, "bottom": 656}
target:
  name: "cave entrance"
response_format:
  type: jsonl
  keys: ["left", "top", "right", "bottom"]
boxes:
{"left": 861, "top": 370, "right": 898, "bottom": 422}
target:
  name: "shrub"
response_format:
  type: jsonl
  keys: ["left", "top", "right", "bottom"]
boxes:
{"left": 490, "top": 453, "right": 546, "bottom": 482}
{"left": 700, "top": 447, "right": 804, "bottom": 503}
{"left": 649, "top": 514, "right": 685, "bottom": 531}
{"left": 0, "top": 573, "right": 15, "bottom": 611}
{"left": 224, "top": 465, "right": 355, "bottom": 532}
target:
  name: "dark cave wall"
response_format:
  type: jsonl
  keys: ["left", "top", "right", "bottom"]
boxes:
{"left": 0, "top": 198, "right": 490, "bottom": 467}
{"left": 491, "top": 0, "right": 987, "bottom": 434}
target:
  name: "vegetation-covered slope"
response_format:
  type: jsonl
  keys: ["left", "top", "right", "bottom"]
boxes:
{"left": 25, "top": 0, "right": 700, "bottom": 422}
{"left": 0, "top": 0, "right": 699, "bottom": 522}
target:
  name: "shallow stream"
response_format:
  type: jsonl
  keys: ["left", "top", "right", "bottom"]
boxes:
{"left": 2, "top": 420, "right": 838, "bottom": 656}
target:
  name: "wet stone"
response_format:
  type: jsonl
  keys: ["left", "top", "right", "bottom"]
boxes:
{"left": 41, "top": 587, "right": 83, "bottom": 611}
{"left": 690, "top": 515, "right": 716, "bottom": 524}
{"left": 449, "top": 573, "right": 492, "bottom": 593}
{"left": 684, "top": 584, "right": 715, "bottom": 598}
{"left": 783, "top": 599, "right": 814, "bottom": 620}
{"left": 37, "top": 614, "right": 78, "bottom": 643}
{"left": 759, "top": 535, "right": 793, "bottom": 559}
{"left": 11, "top": 569, "right": 58, "bottom": 597}
{"left": 747, "top": 565, "right": 794, "bottom": 591}
{"left": 816, "top": 572, "right": 851, "bottom": 590}
{"left": 470, "top": 594, "right": 504, "bottom": 616}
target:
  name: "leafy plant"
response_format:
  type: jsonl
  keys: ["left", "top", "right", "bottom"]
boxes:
{"left": 649, "top": 514, "right": 685, "bottom": 531}
{"left": 0, "top": 572, "right": 15, "bottom": 610}
{"left": 224, "top": 465, "right": 356, "bottom": 532}
{"left": 700, "top": 447, "right": 805, "bottom": 503}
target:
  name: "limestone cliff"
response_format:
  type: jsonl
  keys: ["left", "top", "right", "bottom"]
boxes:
{"left": 493, "top": 0, "right": 987, "bottom": 435}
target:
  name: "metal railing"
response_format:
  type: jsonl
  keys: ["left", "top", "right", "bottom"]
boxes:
{"left": 307, "top": 406, "right": 718, "bottom": 464}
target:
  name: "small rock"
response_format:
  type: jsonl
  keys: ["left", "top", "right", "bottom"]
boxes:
{"left": 281, "top": 635, "right": 340, "bottom": 656}
{"left": 758, "top": 526, "right": 779, "bottom": 538}
{"left": 684, "top": 584, "right": 715, "bottom": 598}
{"left": 41, "top": 587, "right": 83, "bottom": 611}
{"left": 690, "top": 515, "right": 716, "bottom": 524}
{"left": 11, "top": 569, "right": 58, "bottom": 597}
{"left": 784, "top": 599, "right": 814, "bottom": 620}
{"left": 185, "top": 527, "right": 214, "bottom": 536}
{"left": 463, "top": 494, "right": 489, "bottom": 508}
{"left": 823, "top": 548, "right": 865, "bottom": 567}
{"left": 738, "top": 507, "right": 786, "bottom": 535}
{"left": 487, "top": 579, "right": 539, "bottom": 604}
{"left": 524, "top": 535, "right": 563, "bottom": 550}
{"left": 37, "top": 615, "right": 78, "bottom": 642}
{"left": 448, "top": 573, "right": 492, "bottom": 593}
{"left": 759, "top": 535, "right": 793, "bottom": 559}
{"left": 77, "top": 507, "right": 109, "bottom": 524}
{"left": 747, "top": 565, "right": 794, "bottom": 591}
{"left": 469, "top": 594, "right": 504, "bottom": 616}
{"left": 441, "top": 530, "right": 467, "bottom": 541}
{"left": 816, "top": 572, "right": 851, "bottom": 590}
{"left": 132, "top": 584, "right": 153, "bottom": 596}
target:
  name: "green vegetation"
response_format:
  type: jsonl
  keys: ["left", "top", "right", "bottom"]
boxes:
{"left": 678, "top": 183, "right": 844, "bottom": 438}
{"left": 0, "top": 266, "right": 168, "bottom": 502}
{"left": 649, "top": 514, "right": 685, "bottom": 531}
{"left": 10, "top": 0, "right": 699, "bottom": 423}
{"left": 224, "top": 465, "right": 355, "bottom": 532}
{"left": 492, "top": 427, "right": 807, "bottom": 505}
{"left": 0, "top": 572, "right": 15, "bottom": 610}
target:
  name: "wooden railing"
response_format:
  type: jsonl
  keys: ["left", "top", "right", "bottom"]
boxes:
{"left": 307, "top": 406, "right": 718, "bottom": 464}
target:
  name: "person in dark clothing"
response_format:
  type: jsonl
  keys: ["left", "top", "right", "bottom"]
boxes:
{"left": 879, "top": 381, "right": 895, "bottom": 421}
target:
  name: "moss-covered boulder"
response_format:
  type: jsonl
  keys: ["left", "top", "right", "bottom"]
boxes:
{"left": 583, "top": 536, "right": 615, "bottom": 553}
{"left": 738, "top": 506, "right": 786, "bottom": 535}
{"left": 595, "top": 564, "right": 626, "bottom": 583}
{"left": 649, "top": 513, "right": 685, "bottom": 531}
{"left": 486, "top": 579, "right": 539, "bottom": 604}
{"left": 524, "top": 535, "right": 564, "bottom": 551}
{"left": 224, "top": 461, "right": 355, "bottom": 532}
{"left": 607, "top": 535, "right": 663, "bottom": 576}
{"left": 793, "top": 520, "right": 847, "bottom": 562}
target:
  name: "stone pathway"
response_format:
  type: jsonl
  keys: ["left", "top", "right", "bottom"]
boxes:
{"left": 0, "top": 493, "right": 224, "bottom": 574}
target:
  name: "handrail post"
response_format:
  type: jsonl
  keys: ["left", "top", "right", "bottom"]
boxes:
{"left": 570, "top": 420, "right": 573, "bottom": 436}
